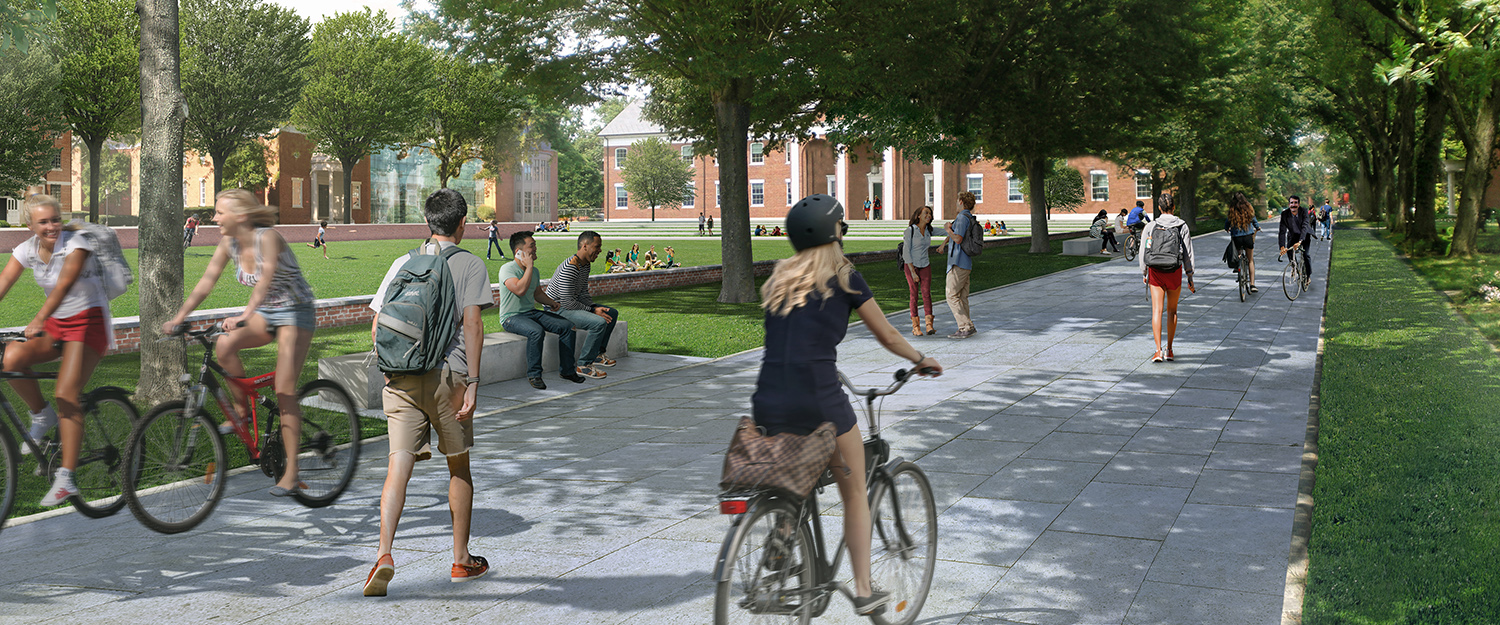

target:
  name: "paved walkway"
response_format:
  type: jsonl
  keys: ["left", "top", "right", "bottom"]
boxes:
{"left": 0, "top": 231, "right": 1329, "bottom": 625}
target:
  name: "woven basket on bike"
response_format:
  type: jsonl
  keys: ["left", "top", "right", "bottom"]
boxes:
{"left": 720, "top": 417, "right": 837, "bottom": 499}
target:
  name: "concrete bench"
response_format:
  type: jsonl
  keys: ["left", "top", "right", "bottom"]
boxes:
{"left": 319, "top": 321, "right": 629, "bottom": 410}
{"left": 1061, "top": 238, "right": 1108, "bottom": 256}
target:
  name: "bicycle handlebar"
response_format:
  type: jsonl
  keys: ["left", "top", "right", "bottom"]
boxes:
{"left": 159, "top": 320, "right": 247, "bottom": 343}
{"left": 838, "top": 366, "right": 938, "bottom": 399}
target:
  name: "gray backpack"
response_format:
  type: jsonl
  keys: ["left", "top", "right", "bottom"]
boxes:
{"left": 1143, "top": 223, "right": 1186, "bottom": 270}
{"left": 69, "top": 220, "right": 133, "bottom": 299}
{"left": 374, "top": 244, "right": 465, "bottom": 375}
{"left": 959, "top": 214, "right": 984, "bottom": 257}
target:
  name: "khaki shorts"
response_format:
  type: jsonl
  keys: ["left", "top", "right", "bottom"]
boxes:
{"left": 382, "top": 368, "right": 474, "bottom": 460}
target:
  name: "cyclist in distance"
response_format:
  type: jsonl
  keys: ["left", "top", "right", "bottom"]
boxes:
{"left": 752, "top": 194, "right": 943, "bottom": 616}
{"left": 1278, "top": 195, "right": 1312, "bottom": 286}
{"left": 1125, "top": 200, "right": 1151, "bottom": 235}
{"left": 0, "top": 194, "right": 115, "bottom": 506}
{"left": 163, "top": 189, "right": 316, "bottom": 498}
{"left": 1225, "top": 192, "right": 1261, "bottom": 293}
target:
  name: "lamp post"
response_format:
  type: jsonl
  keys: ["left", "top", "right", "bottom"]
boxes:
{"left": 1444, "top": 159, "right": 1465, "bottom": 216}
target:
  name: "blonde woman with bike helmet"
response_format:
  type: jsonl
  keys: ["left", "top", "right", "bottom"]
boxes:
{"left": 751, "top": 194, "right": 943, "bottom": 616}
{"left": 163, "top": 189, "right": 315, "bottom": 498}
{"left": 0, "top": 194, "right": 115, "bottom": 506}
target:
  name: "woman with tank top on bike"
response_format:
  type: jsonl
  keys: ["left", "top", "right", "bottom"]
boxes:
{"left": 1224, "top": 192, "right": 1261, "bottom": 293}
{"left": 163, "top": 189, "right": 316, "bottom": 498}
{"left": 751, "top": 194, "right": 943, "bottom": 616}
{"left": 0, "top": 194, "right": 115, "bottom": 506}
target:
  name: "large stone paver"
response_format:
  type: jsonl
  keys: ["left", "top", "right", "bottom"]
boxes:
{"left": 0, "top": 231, "right": 1327, "bottom": 624}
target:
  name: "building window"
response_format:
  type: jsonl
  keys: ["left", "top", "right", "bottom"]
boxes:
{"left": 715, "top": 181, "right": 721, "bottom": 207}
{"left": 1135, "top": 170, "right": 1151, "bottom": 199}
{"left": 967, "top": 174, "right": 983, "bottom": 203}
{"left": 681, "top": 145, "right": 693, "bottom": 162}
{"left": 292, "top": 178, "right": 303, "bottom": 208}
{"left": 750, "top": 180, "right": 765, "bottom": 206}
{"left": 614, "top": 147, "right": 627, "bottom": 169}
{"left": 786, "top": 179, "right": 793, "bottom": 206}
{"left": 750, "top": 142, "right": 764, "bottom": 165}
{"left": 1091, "top": 170, "right": 1109, "bottom": 201}
{"left": 199, "top": 179, "right": 207, "bottom": 206}
{"left": 826, "top": 175, "right": 836, "bottom": 197}
{"left": 52, "top": 153, "right": 62, "bottom": 171}
{"left": 684, "top": 182, "right": 695, "bottom": 208}
{"left": 614, "top": 184, "right": 627, "bottom": 209}
{"left": 785, "top": 147, "right": 792, "bottom": 165}
{"left": 353, "top": 181, "right": 361, "bottom": 210}
{"left": 49, "top": 184, "right": 62, "bottom": 202}
{"left": 537, "top": 192, "right": 548, "bottom": 213}
{"left": 1007, "top": 173, "right": 1023, "bottom": 203}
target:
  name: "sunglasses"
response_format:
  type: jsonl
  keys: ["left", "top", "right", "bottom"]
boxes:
{"left": 839, "top": 221, "right": 848, "bottom": 237}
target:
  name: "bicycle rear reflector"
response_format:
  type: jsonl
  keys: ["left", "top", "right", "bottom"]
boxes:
{"left": 719, "top": 500, "right": 748, "bottom": 515}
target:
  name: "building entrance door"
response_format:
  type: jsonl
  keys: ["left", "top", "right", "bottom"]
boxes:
{"left": 869, "top": 181, "right": 884, "bottom": 220}
{"left": 317, "top": 184, "right": 330, "bottom": 221}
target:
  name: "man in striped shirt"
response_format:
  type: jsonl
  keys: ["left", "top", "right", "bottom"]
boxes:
{"left": 545, "top": 231, "right": 619, "bottom": 379}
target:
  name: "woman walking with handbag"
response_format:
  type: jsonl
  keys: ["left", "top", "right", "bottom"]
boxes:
{"left": 903, "top": 206, "right": 936, "bottom": 336}
{"left": 752, "top": 194, "right": 942, "bottom": 616}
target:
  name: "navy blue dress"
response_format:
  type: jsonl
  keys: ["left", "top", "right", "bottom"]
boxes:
{"left": 752, "top": 270, "right": 874, "bottom": 436}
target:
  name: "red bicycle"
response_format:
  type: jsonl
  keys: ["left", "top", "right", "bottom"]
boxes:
{"left": 122, "top": 322, "right": 361, "bottom": 534}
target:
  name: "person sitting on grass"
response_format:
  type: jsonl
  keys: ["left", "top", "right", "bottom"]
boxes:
{"left": 661, "top": 246, "right": 678, "bottom": 268}
{"left": 642, "top": 245, "right": 660, "bottom": 269}
{"left": 626, "top": 243, "right": 641, "bottom": 270}
{"left": 544, "top": 230, "right": 619, "bottom": 380}
{"left": 772, "top": 226, "right": 783, "bottom": 236}
{"left": 499, "top": 231, "right": 586, "bottom": 390}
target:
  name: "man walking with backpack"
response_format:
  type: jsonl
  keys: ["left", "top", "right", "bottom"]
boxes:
{"left": 364, "top": 189, "right": 494, "bottom": 596}
{"left": 944, "top": 191, "right": 981, "bottom": 339}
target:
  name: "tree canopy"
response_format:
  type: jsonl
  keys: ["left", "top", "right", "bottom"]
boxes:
{"left": 57, "top": 0, "right": 139, "bottom": 222}
{"left": 0, "top": 45, "right": 64, "bottom": 198}
{"left": 620, "top": 137, "right": 693, "bottom": 220}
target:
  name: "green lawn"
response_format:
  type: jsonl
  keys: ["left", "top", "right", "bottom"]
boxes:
{"left": 0, "top": 236, "right": 894, "bottom": 327}
{"left": 1303, "top": 227, "right": 1500, "bottom": 623}
{"left": 1380, "top": 216, "right": 1500, "bottom": 347}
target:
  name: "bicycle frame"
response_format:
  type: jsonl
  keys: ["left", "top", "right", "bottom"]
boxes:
{"left": 180, "top": 332, "right": 278, "bottom": 460}
{"left": 0, "top": 370, "right": 59, "bottom": 459}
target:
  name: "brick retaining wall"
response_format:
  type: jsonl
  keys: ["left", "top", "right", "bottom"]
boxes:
{"left": 37, "top": 228, "right": 1089, "bottom": 355}
{"left": 0, "top": 222, "right": 539, "bottom": 251}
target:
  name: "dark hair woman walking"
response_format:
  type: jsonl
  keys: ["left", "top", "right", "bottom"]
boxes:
{"left": 903, "top": 206, "right": 936, "bottom": 335}
{"left": 1139, "top": 193, "right": 1196, "bottom": 362}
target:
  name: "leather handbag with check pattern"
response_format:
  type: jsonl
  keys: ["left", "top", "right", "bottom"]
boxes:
{"left": 720, "top": 417, "right": 838, "bottom": 499}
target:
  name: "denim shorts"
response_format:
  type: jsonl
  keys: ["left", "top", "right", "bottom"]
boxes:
{"left": 257, "top": 302, "right": 316, "bottom": 333}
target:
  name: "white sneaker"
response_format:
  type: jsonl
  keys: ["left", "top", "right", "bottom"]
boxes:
{"left": 27, "top": 404, "right": 57, "bottom": 440}
{"left": 39, "top": 469, "right": 77, "bottom": 507}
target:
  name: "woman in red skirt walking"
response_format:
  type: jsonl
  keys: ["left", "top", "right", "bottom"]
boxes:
{"left": 1139, "top": 193, "right": 1196, "bottom": 362}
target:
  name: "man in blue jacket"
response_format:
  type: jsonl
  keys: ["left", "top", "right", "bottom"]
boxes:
{"left": 1278, "top": 196, "right": 1312, "bottom": 288}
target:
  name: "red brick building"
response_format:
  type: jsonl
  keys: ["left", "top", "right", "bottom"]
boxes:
{"left": 3, "top": 131, "right": 77, "bottom": 224}
{"left": 599, "top": 100, "right": 1153, "bottom": 222}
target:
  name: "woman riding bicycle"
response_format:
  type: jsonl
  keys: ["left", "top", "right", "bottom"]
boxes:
{"left": 0, "top": 194, "right": 115, "bottom": 506}
{"left": 163, "top": 189, "right": 316, "bottom": 498}
{"left": 1224, "top": 192, "right": 1260, "bottom": 293}
{"left": 752, "top": 194, "right": 942, "bottom": 616}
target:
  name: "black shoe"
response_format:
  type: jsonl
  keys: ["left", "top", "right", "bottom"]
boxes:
{"left": 853, "top": 590, "right": 890, "bottom": 616}
{"left": 528, "top": 377, "right": 546, "bottom": 390}
{"left": 562, "top": 372, "right": 587, "bottom": 384}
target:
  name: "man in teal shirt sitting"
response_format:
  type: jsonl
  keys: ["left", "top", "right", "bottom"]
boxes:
{"left": 498, "top": 231, "right": 584, "bottom": 390}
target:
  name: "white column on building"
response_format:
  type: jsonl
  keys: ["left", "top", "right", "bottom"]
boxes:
{"left": 882, "top": 147, "right": 896, "bottom": 220}
{"left": 933, "top": 158, "right": 946, "bottom": 221}
{"left": 789, "top": 138, "right": 801, "bottom": 203}
{"left": 835, "top": 146, "right": 849, "bottom": 209}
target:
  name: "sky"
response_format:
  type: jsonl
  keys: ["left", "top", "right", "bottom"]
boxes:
{"left": 267, "top": 0, "right": 431, "bottom": 24}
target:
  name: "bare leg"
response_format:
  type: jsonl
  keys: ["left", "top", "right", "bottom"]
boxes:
{"left": 4, "top": 336, "right": 61, "bottom": 414}
{"left": 1165, "top": 287, "right": 1181, "bottom": 353}
{"left": 378, "top": 451, "right": 417, "bottom": 559}
{"left": 272, "top": 325, "right": 313, "bottom": 490}
{"left": 1149, "top": 284, "right": 1165, "bottom": 356}
{"left": 215, "top": 316, "right": 274, "bottom": 427}
{"left": 447, "top": 451, "right": 475, "bottom": 565}
{"left": 830, "top": 428, "right": 874, "bottom": 597}
{"left": 52, "top": 341, "right": 102, "bottom": 470}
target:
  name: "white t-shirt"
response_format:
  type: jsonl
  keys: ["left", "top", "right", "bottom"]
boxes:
{"left": 369, "top": 241, "right": 493, "bottom": 375}
{"left": 13, "top": 231, "right": 110, "bottom": 320}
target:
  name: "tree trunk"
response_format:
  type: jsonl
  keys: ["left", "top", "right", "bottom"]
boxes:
{"left": 1451, "top": 84, "right": 1497, "bottom": 257}
{"left": 340, "top": 156, "right": 357, "bottom": 224}
{"left": 713, "top": 80, "right": 754, "bottom": 304}
{"left": 1354, "top": 156, "right": 1375, "bottom": 221}
{"left": 85, "top": 136, "right": 104, "bottom": 222}
{"left": 210, "top": 147, "right": 225, "bottom": 198}
{"left": 136, "top": 0, "right": 187, "bottom": 406}
{"left": 1391, "top": 82, "right": 1417, "bottom": 234}
{"left": 1023, "top": 155, "right": 1049, "bottom": 253}
{"left": 438, "top": 152, "right": 450, "bottom": 189}
{"left": 1178, "top": 162, "right": 1201, "bottom": 226}
{"left": 1411, "top": 86, "right": 1446, "bottom": 244}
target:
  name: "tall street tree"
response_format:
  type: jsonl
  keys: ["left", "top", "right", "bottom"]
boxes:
{"left": 137, "top": 0, "right": 188, "bottom": 403}
{"left": 411, "top": 53, "right": 521, "bottom": 189}
{"left": 620, "top": 136, "right": 692, "bottom": 221}
{"left": 292, "top": 9, "right": 430, "bottom": 224}
{"left": 0, "top": 44, "right": 64, "bottom": 198}
{"left": 58, "top": 0, "right": 138, "bottom": 223}
{"left": 180, "top": 0, "right": 309, "bottom": 195}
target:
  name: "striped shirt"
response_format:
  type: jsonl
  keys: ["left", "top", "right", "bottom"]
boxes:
{"left": 545, "top": 256, "right": 594, "bottom": 310}
{"left": 229, "top": 227, "right": 314, "bottom": 309}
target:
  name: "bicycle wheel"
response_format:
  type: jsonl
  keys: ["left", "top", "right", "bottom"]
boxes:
{"left": 290, "top": 379, "right": 361, "bottom": 508}
{"left": 1282, "top": 260, "right": 1301, "bottom": 302}
{"left": 869, "top": 462, "right": 938, "bottom": 625}
{"left": 1124, "top": 235, "right": 1138, "bottom": 261}
{"left": 1238, "top": 257, "right": 1249, "bottom": 303}
{"left": 69, "top": 387, "right": 139, "bottom": 518}
{"left": 0, "top": 425, "right": 16, "bottom": 536}
{"left": 715, "top": 500, "right": 816, "bottom": 624}
{"left": 124, "top": 401, "right": 227, "bottom": 534}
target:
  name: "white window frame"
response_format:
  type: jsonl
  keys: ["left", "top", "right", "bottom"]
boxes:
{"left": 614, "top": 183, "right": 627, "bottom": 209}
{"left": 1090, "top": 170, "right": 1110, "bottom": 202}
{"left": 1135, "top": 170, "right": 1151, "bottom": 199}
{"left": 785, "top": 179, "right": 793, "bottom": 206}
{"left": 826, "top": 175, "right": 836, "bottom": 197}
{"left": 684, "top": 182, "right": 695, "bottom": 208}
{"left": 967, "top": 174, "right": 984, "bottom": 203}
{"left": 681, "top": 145, "right": 693, "bottom": 162}
{"left": 1007, "top": 173, "right": 1024, "bottom": 203}
{"left": 292, "top": 178, "right": 303, "bottom": 208}
{"left": 353, "top": 181, "right": 361, "bottom": 210}
{"left": 614, "top": 147, "right": 627, "bottom": 169}
{"left": 199, "top": 179, "right": 207, "bottom": 206}
{"left": 750, "top": 180, "right": 765, "bottom": 207}
{"left": 523, "top": 191, "right": 533, "bottom": 212}
{"left": 750, "top": 142, "right": 764, "bottom": 165}
{"left": 785, "top": 148, "right": 791, "bottom": 164}
{"left": 715, "top": 181, "right": 721, "bottom": 207}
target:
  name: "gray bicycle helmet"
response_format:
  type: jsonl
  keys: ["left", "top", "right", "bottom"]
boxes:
{"left": 786, "top": 194, "right": 845, "bottom": 251}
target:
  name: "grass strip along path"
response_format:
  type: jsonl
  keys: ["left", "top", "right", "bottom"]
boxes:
{"left": 1304, "top": 228, "right": 1500, "bottom": 623}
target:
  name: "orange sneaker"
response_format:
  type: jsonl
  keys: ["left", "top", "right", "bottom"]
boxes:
{"left": 451, "top": 555, "right": 489, "bottom": 582}
{"left": 363, "top": 554, "right": 394, "bottom": 596}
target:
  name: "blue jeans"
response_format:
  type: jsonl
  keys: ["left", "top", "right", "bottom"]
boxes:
{"left": 558, "top": 307, "right": 618, "bottom": 367}
{"left": 501, "top": 309, "right": 576, "bottom": 378}
{"left": 486, "top": 237, "right": 505, "bottom": 258}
